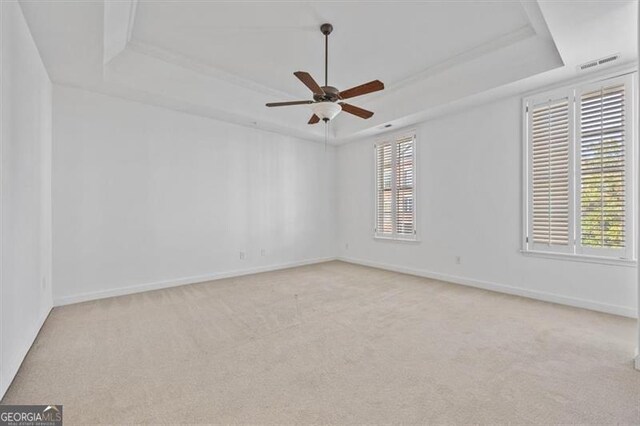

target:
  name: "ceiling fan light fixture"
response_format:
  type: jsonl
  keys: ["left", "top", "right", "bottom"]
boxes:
{"left": 265, "top": 24, "right": 383, "bottom": 125}
{"left": 311, "top": 101, "right": 341, "bottom": 121}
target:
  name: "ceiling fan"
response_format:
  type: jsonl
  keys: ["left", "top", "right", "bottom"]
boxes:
{"left": 266, "top": 23, "right": 384, "bottom": 124}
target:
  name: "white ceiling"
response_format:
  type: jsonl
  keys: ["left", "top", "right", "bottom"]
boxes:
{"left": 132, "top": 2, "right": 531, "bottom": 95}
{"left": 18, "top": 0, "right": 638, "bottom": 144}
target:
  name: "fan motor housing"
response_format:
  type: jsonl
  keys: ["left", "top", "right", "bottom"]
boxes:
{"left": 314, "top": 86, "right": 340, "bottom": 102}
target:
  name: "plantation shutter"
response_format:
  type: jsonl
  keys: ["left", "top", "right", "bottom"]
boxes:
{"left": 529, "top": 97, "right": 571, "bottom": 249}
{"left": 524, "top": 74, "right": 634, "bottom": 260}
{"left": 376, "top": 142, "right": 393, "bottom": 235}
{"left": 375, "top": 134, "right": 417, "bottom": 240}
{"left": 396, "top": 136, "right": 415, "bottom": 236}
{"left": 578, "top": 81, "right": 628, "bottom": 255}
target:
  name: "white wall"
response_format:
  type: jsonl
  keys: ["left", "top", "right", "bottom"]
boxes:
{"left": 53, "top": 86, "right": 637, "bottom": 316}
{"left": 52, "top": 86, "right": 337, "bottom": 305}
{"left": 0, "top": 0, "right": 53, "bottom": 398}
{"left": 635, "top": 5, "right": 639, "bottom": 369}
{"left": 337, "top": 95, "right": 637, "bottom": 317}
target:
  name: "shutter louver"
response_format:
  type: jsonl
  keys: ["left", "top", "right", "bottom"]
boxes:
{"left": 530, "top": 99, "right": 570, "bottom": 246}
{"left": 579, "top": 84, "right": 626, "bottom": 249}
{"left": 396, "top": 137, "right": 415, "bottom": 235}
{"left": 376, "top": 143, "right": 393, "bottom": 235}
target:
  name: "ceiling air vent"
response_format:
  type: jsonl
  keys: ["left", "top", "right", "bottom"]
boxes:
{"left": 597, "top": 54, "right": 619, "bottom": 65}
{"left": 578, "top": 54, "right": 620, "bottom": 71}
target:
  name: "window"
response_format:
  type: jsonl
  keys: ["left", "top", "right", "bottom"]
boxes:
{"left": 375, "top": 133, "right": 417, "bottom": 240}
{"left": 524, "top": 74, "right": 635, "bottom": 261}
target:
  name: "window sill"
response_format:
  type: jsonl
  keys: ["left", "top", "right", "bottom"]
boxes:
{"left": 374, "top": 235, "right": 421, "bottom": 244}
{"left": 520, "top": 249, "right": 636, "bottom": 267}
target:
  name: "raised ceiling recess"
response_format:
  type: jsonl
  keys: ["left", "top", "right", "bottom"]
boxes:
{"left": 18, "top": 0, "right": 638, "bottom": 143}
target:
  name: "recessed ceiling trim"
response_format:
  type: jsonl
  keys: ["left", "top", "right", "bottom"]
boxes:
{"left": 363, "top": 23, "right": 536, "bottom": 103}
{"left": 126, "top": 39, "right": 300, "bottom": 101}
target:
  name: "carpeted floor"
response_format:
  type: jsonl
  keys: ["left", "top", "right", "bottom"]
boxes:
{"left": 2, "top": 261, "right": 639, "bottom": 424}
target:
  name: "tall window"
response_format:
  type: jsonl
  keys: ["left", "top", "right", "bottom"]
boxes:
{"left": 524, "top": 74, "right": 635, "bottom": 261}
{"left": 375, "top": 133, "right": 417, "bottom": 240}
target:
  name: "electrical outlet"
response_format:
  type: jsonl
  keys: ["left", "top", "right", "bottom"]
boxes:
{"left": 260, "top": 249, "right": 266, "bottom": 257}
{"left": 455, "top": 256, "right": 461, "bottom": 265}
{"left": 239, "top": 251, "right": 245, "bottom": 260}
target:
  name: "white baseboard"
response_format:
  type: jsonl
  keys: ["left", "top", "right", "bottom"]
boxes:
{"left": 339, "top": 256, "right": 637, "bottom": 318}
{"left": 55, "top": 255, "right": 636, "bottom": 318}
{"left": 53, "top": 257, "right": 337, "bottom": 307}
{"left": 1, "top": 306, "right": 52, "bottom": 400}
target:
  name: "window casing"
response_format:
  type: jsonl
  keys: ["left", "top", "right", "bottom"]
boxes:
{"left": 375, "top": 133, "right": 417, "bottom": 241}
{"left": 523, "top": 73, "right": 636, "bottom": 261}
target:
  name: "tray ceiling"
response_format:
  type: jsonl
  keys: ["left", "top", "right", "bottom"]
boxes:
{"left": 18, "top": 0, "right": 637, "bottom": 143}
{"left": 131, "top": 2, "right": 532, "bottom": 96}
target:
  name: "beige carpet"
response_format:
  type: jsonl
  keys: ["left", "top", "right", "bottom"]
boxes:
{"left": 2, "top": 261, "right": 639, "bottom": 424}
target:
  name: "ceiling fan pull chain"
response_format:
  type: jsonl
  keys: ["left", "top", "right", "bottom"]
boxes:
{"left": 324, "top": 120, "right": 328, "bottom": 151}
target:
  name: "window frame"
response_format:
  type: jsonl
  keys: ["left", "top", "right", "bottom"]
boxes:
{"left": 522, "top": 72, "right": 637, "bottom": 264}
{"left": 374, "top": 131, "right": 418, "bottom": 242}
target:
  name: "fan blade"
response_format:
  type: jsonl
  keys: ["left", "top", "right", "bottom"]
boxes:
{"left": 308, "top": 114, "right": 320, "bottom": 124}
{"left": 339, "top": 80, "right": 384, "bottom": 100}
{"left": 266, "top": 100, "right": 314, "bottom": 107}
{"left": 294, "top": 71, "right": 325, "bottom": 96}
{"left": 340, "top": 103, "right": 374, "bottom": 119}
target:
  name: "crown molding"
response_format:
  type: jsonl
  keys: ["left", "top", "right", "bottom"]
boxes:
{"left": 127, "top": 39, "right": 299, "bottom": 101}
{"left": 360, "top": 24, "right": 538, "bottom": 106}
